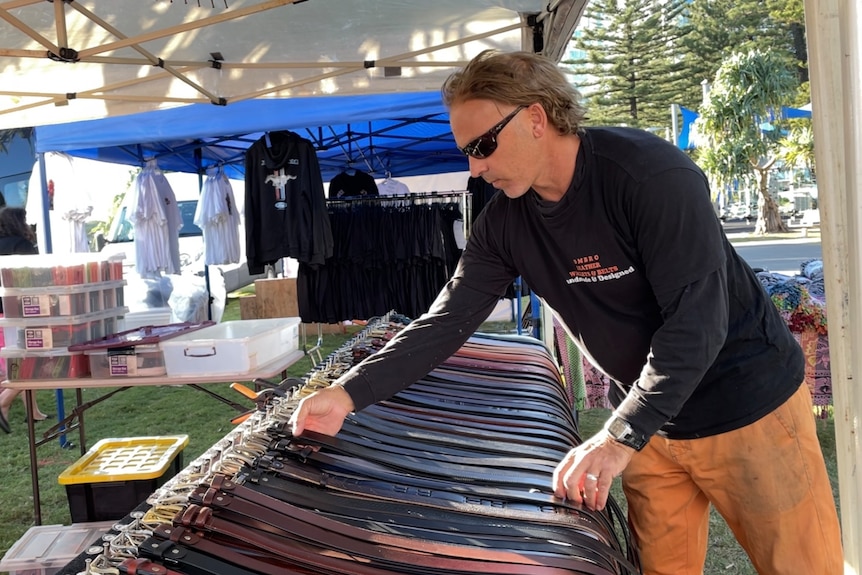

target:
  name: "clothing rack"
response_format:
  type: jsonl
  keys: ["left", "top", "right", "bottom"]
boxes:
{"left": 326, "top": 190, "right": 472, "bottom": 239}
{"left": 299, "top": 193, "right": 468, "bottom": 323}
{"left": 326, "top": 190, "right": 467, "bottom": 203}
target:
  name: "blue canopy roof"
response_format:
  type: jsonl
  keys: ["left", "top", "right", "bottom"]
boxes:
{"left": 35, "top": 91, "right": 468, "bottom": 182}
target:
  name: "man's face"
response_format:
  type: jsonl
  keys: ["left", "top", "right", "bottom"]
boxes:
{"left": 449, "top": 99, "right": 534, "bottom": 199}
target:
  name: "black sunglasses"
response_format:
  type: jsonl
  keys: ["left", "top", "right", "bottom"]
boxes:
{"left": 458, "top": 105, "right": 526, "bottom": 159}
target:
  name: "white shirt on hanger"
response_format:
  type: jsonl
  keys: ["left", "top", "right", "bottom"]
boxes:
{"left": 377, "top": 177, "right": 410, "bottom": 196}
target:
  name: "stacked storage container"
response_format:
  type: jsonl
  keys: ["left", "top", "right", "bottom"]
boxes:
{"left": 0, "top": 253, "right": 127, "bottom": 381}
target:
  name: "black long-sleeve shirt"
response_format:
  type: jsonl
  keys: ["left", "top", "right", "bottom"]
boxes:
{"left": 340, "top": 127, "right": 803, "bottom": 442}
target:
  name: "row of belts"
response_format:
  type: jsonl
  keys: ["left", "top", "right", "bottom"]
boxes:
{"left": 74, "top": 312, "right": 641, "bottom": 575}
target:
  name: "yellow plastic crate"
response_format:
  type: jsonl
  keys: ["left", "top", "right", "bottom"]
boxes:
{"left": 58, "top": 435, "right": 188, "bottom": 484}
{"left": 57, "top": 435, "right": 188, "bottom": 522}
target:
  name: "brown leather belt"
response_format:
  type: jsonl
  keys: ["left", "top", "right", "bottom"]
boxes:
{"left": 151, "top": 524, "right": 314, "bottom": 574}
{"left": 178, "top": 477, "right": 619, "bottom": 575}
{"left": 118, "top": 558, "right": 188, "bottom": 575}
{"left": 237, "top": 468, "right": 630, "bottom": 570}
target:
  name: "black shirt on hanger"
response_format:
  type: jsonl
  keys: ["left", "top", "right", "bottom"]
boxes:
{"left": 329, "top": 169, "right": 379, "bottom": 199}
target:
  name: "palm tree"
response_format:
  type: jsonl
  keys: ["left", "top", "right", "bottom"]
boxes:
{"left": 695, "top": 49, "right": 798, "bottom": 234}
{"left": 0, "top": 128, "right": 32, "bottom": 154}
{"left": 779, "top": 124, "right": 815, "bottom": 184}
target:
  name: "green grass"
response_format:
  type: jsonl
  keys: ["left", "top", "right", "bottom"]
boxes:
{"left": 0, "top": 301, "right": 839, "bottom": 575}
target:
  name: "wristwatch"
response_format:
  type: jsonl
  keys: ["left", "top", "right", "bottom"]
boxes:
{"left": 604, "top": 416, "right": 649, "bottom": 451}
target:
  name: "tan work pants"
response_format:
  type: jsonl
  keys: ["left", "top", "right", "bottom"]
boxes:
{"left": 622, "top": 383, "right": 843, "bottom": 575}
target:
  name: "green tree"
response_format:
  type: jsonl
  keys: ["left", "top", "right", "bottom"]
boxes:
{"left": 696, "top": 49, "right": 798, "bottom": 234}
{"left": 779, "top": 123, "right": 816, "bottom": 184}
{"left": 564, "top": 0, "right": 690, "bottom": 131}
{"left": 679, "top": 0, "right": 799, "bottom": 109}
{"left": 766, "top": 0, "right": 808, "bottom": 85}
{"left": 0, "top": 127, "right": 33, "bottom": 154}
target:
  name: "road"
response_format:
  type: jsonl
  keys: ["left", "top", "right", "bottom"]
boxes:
{"left": 723, "top": 221, "right": 823, "bottom": 275}
{"left": 733, "top": 240, "right": 822, "bottom": 275}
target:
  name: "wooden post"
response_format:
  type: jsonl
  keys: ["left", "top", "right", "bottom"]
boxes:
{"left": 805, "top": 0, "right": 862, "bottom": 568}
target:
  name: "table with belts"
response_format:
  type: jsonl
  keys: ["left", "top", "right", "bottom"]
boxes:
{"left": 1, "top": 348, "right": 306, "bottom": 526}
{"left": 55, "top": 313, "right": 643, "bottom": 575}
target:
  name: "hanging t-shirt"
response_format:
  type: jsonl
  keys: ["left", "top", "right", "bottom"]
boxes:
{"left": 26, "top": 151, "right": 94, "bottom": 254}
{"left": 194, "top": 168, "right": 241, "bottom": 265}
{"left": 377, "top": 178, "right": 410, "bottom": 196}
{"left": 129, "top": 160, "right": 182, "bottom": 276}
{"left": 328, "top": 169, "right": 379, "bottom": 198}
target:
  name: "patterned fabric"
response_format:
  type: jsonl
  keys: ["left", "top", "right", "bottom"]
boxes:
{"left": 793, "top": 331, "right": 832, "bottom": 414}
{"left": 553, "top": 319, "right": 586, "bottom": 411}
{"left": 582, "top": 359, "right": 613, "bottom": 410}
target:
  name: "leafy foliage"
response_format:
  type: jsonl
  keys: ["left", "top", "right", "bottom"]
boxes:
{"left": 696, "top": 49, "right": 798, "bottom": 233}
{"left": 0, "top": 127, "right": 33, "bottom": 154}
{"left": 564, "top": 0, "right": 690, "bottom": 130}
{"left": 678, "top": 0, "right": 798, "bottom": 106}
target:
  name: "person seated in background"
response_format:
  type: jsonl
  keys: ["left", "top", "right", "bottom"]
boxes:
{"left": 0, "top": 206, "right": 48, "bottom": 433}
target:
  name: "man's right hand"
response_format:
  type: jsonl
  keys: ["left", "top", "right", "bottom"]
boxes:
{"left": 288, "top": 385, "right": 355, "bottom": 437}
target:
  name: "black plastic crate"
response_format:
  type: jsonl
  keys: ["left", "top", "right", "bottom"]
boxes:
{"left": 63, "top": 454, "right": 183, "bottom": 522}
{"left": 58, "top": 435, "right": 188, "bottom": 523}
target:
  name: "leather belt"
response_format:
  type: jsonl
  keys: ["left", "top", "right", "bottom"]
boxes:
{"left": 281, "top": 430, "right": 556, "bottom": 491}
{"left": 151, "top": 524, "right": 311, "bottom": 575}
{"left": 118, "top": 558, "right": 188, "bottom": 575}
{"left": 115, "top": 327, "right": 641, "bottom": 575}
{"left": 339, "top": 413, "right": 568, "bottom": 462}
{"left": 354, "top": 403, "right": 575, "bottom": 450}
{"left": 181, "top": 477, "right": 619, "bottom": 575}
{"left": 238, "top": 468, "right": 629, "bottom": 570}
{"left": 276, "top": 428, "right": 559, "bottom": 473}
{"left": 137, "top": 534, "right": 264, "bottom": 575}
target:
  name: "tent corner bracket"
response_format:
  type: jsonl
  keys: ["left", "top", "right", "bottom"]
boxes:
{"left": 47, "top": 47, "right": 79, "bottom": 63}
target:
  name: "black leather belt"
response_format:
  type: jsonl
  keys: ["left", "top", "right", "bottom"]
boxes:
{"left": 238, "top": 468, "right": 628, "bottom": 570}
{"left": 180, "top": 477, "right": 619, "bottom": 575}
{"left": 137, "top": 534, "right": 265, "bottom": 575}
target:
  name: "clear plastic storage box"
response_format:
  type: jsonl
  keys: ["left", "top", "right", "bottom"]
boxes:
{"left": 0, "top": 280, "right": 126, "bottom": 319}
{"left": 0, "top": 521, "right": 115, "bottom": 575}
{"left": 69, "top": 323, "right": 214, "bottom": 378}
{"left": 0, "top": 307, "right": 128, "bottom": 350}
{"left": 84, "top": 345, "right": 166, "bottom": 378}
{"left": 0, "top": 253, "right": 124, "bottom": 288}
{"left": 0, "top": 348, "right": 90, "bottom": 380}
{"left": 161, "top": 317, "right": 301, "bottom": 377}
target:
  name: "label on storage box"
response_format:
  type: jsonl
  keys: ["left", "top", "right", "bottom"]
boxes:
{"left": 21, "top": 294, "right": 50, "bottom": 317}
{"left": 24, "top": 328, "right": 52, "bottom": 349}
{"left": 108, "top": 350, "right": 136, "bottom": 376}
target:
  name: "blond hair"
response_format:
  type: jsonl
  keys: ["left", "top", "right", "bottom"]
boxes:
{"left": 441, "top": 50, "right": 587, "bottom": 135}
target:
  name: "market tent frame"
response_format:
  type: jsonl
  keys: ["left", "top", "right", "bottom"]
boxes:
{"left": 0, "top": 0, "right": 586, "bottom": 130}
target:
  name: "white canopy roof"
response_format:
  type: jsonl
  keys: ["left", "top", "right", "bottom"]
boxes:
{"left": 0, "top": 0, "right": 586, "bottom": 129}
